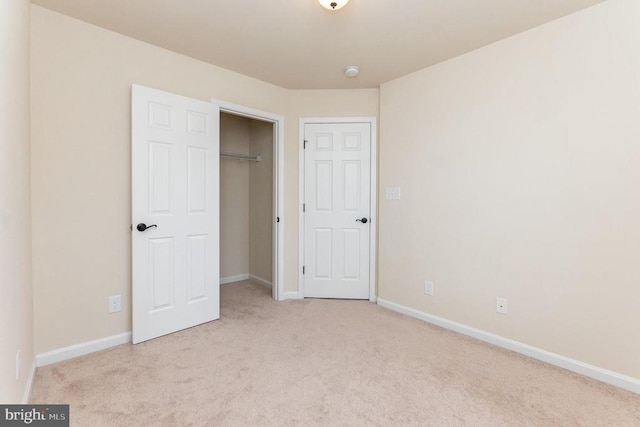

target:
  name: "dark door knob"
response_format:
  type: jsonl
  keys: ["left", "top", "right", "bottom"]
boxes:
{"left": 136, "top": 223, "right": 157, "bottom": 232}
{"left": 356, "top": 217, "right": 368, "bottom": 224}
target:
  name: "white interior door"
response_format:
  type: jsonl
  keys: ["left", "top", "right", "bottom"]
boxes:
{"left": 132, "top": 84, "right": 219, "bottom": 344}
{"left": 303, "top": 122, "right": 371, "bottom": 299}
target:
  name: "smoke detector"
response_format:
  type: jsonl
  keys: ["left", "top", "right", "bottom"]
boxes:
{"left": 345, "top": 66, "right": 360, "bottom": 78}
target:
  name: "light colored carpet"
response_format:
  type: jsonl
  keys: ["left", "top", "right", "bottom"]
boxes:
{"left": 31, "top": 280, "right": 640, "bottom": 426}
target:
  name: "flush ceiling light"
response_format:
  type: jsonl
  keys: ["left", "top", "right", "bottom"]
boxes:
{"left": 318, "top": 0, "right": 350, "bottom": 10}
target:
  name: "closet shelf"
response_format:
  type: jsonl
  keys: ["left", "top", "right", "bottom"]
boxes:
{"left": 220, "top": 152, "right": 261, "bottom": 162}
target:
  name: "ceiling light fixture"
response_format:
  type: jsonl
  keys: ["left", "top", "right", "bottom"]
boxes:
{"left": 318, "top": 0, "right": 350, "bottom": 11}
{"left": 345, "top": 65, "right": 360, "bottom": 78}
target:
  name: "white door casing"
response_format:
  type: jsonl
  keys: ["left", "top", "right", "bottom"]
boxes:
{"left": 132, "top": 84, "right": 220, "bottom": 344}
{"left": 303, "top": 121, "right": 372, "bottom": 299}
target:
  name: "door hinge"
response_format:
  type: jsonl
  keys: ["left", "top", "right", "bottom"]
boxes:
{"left": 303, "top": 266, "right": 305, "bottom": 275}
{"left": 130, "top": 224, "right": 132, "bottom": 231}
{"left": 303, "top": 203, "right": 306, "bottom": 212}
{"left": 303, "top": 140, "right": 308, "bottom": 149}
{"left": 276, "top": 216, "right": 280, "bottom": 223}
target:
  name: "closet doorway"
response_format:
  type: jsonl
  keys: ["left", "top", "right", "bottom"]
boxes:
{"left": 213, "top": 100, "right": 284, "bottom": 301}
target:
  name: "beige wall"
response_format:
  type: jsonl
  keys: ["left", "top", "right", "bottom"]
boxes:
{"left": 30, "top": 6, "right": 288, "bottom": 353}
{"left": 220, "top": 113, "right": 250, "bottom": 278}
{"left": 30, "top": 6, "right": 379, "bottom": 353}
{"left": 0, "top": 0, "right": 34, "bottom": 403}
{"left": 249, "top": 120, "right": 274, "bottom": 283}
{"left": 379, "top": 0, "right": 640, "bottom": 379}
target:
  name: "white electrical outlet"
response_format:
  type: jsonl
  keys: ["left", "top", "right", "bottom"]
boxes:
{"left": 108, "top": 295, "right": 122, "bottom": 313}
{"left": 424, "top": 280, "right": 434, "bottom": 296}
{"left": 496, "top": 297, "right": 508, "bottom": 315}
{"left": 16, "top": 350, "right": 21, "bottom": 380}
{"left": 386, "top": 187, "right": 401, "bottom": 200}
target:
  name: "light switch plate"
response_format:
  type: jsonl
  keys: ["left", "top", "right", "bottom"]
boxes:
{"left": 386, "top": 187, "right": 401, "bottom": 200}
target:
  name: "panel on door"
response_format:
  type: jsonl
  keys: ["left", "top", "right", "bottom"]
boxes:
{"left": 132, "top": 84, "right": 220, "bottom": 344}
{"left": 304, "top": 122, "right": 371, "bottom": 299}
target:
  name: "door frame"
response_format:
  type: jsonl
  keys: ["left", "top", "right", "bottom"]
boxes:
{"left": 298, "top": 117, "right": 378, "bottom": 302}
{"left": 212, "top": 99, "right": 285, "bottom": 301}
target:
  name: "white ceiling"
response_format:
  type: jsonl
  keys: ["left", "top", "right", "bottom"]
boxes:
{"left": 31, "top": 0, "right": 606, "bottom": 90}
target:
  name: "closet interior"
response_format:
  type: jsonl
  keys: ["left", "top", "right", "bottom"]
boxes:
{"left": 219, "top": 112, "right": 274, "bottom": 291}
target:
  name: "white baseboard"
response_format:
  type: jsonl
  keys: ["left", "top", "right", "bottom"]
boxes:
{"left": 283, "top": 291, "right": 303, "bottom": 300}
{"left": 220, "top": 274, "right": 250, "bottom": 285}
{"left": 249, "top": 274, "right": 272, "bottom": 288}
{"left": 22, "top": 358, "right": 36, "bottom": 404}
{"left": 377, "top": 298, "right": 640, "bottom": 395}
{"left": 36, "top": 332, "right": 132, "bottom": 367}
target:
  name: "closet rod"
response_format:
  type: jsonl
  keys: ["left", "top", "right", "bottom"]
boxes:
{"left": 220, "top": 152, "right": 261, "bottom": 162}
